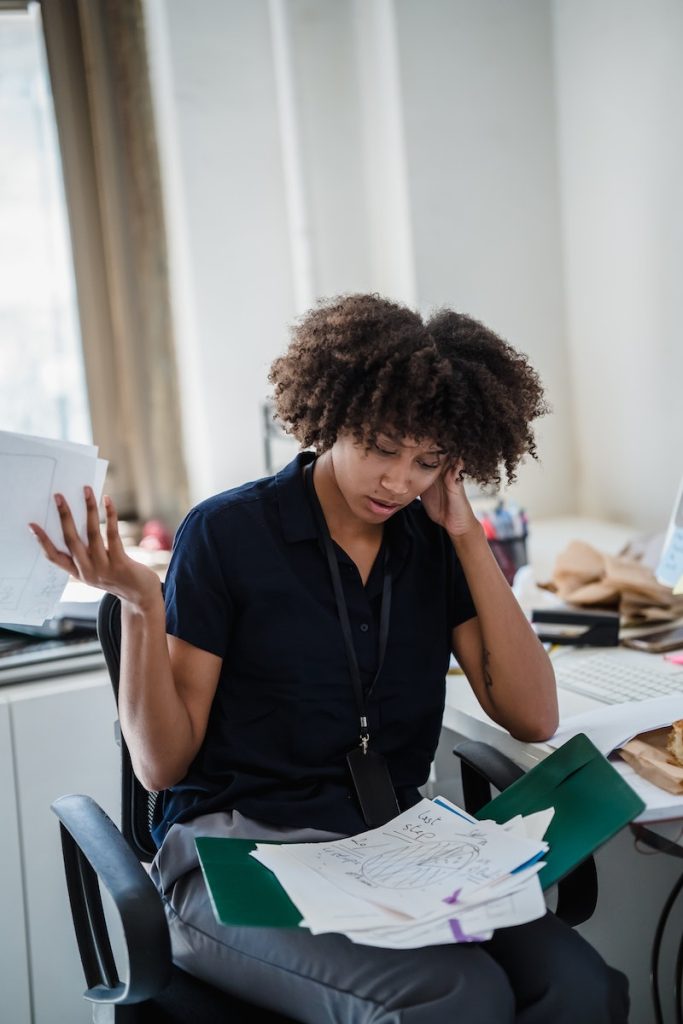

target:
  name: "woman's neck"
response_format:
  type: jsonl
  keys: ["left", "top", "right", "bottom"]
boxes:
{"left": 312, "top": 452, "right": 382, "bottom": 544}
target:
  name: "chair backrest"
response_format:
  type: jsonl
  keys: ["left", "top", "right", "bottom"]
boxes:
{"left": 97, "top": 590, "right": 159, "bottom": 863}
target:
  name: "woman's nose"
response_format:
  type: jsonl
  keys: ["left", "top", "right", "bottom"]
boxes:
{"left": 380, "top": 464, "right": 411, "bottom": 496}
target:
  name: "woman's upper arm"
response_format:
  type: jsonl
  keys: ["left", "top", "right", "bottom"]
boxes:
{"left": 168, "top": 634, "right": 223, "bottom": 756}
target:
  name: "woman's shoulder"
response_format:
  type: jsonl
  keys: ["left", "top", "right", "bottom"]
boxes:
{"left": 198, "top": 472, "right": 275, "bottom": 515}
{"left": 176, "top": 472, "right": 278, "bottom": 545}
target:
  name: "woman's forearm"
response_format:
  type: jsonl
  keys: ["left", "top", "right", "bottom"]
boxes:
{"left": 450, "top": 524, "right": 559, "bottom": 740}
{"left": 118, "top": 592, "right": 197, "bottom": 790}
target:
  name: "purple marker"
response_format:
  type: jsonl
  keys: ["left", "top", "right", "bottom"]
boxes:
{"left": 449, "top": 918, "right": 487, "bottom": 943}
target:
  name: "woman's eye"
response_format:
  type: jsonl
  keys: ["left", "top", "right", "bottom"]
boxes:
{"left": 374, "top": 444, "right": 396, "bottom": 456}
{"left": 419, "top": 461, "right": 440, "bottom": 470}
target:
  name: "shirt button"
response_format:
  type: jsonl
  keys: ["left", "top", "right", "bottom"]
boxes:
{"left": 360, "top": 623, "right": 369, "bottom": 632}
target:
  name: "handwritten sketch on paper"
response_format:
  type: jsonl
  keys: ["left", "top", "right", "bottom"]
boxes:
{"left": 0, "top": 431, "right": 107, "bottom": 625}
{"left": 279, "top": 800, "right": 545, "bottom": 917}
{"left": 247, "top": 797, "right": 550, "bottom": 948}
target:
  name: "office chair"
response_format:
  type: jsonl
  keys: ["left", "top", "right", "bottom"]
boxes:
{"left": 51, "top": 590, "right": 299, "bottom": 1024}
{"left": 453, "top": 739, "right": 598, "bottom": 926}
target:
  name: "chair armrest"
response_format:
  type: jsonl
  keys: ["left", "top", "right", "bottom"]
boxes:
{"left": 452, "top": 739, "right": 525, "bottom": 814}
{"left": 51, "top": 793, "right": 172, "bottom": 1006}
{"left": 452, "top": 740, "right": 598, "bottom": 926}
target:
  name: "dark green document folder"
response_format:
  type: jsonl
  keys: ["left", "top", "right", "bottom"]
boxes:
{"left": 195, "top": 837, "right": 303, "bottom": 928}
{"left": 196, "top": 734, "right": 645, "bottom": 927}
{"left": 475, "top": 732, "right": 646, "bottom": 890}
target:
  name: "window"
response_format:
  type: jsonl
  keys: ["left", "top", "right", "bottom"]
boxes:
{"left": 0, "top": 3, "right": 91, "bottom": 442}
{"left": 0, "top": 0, "right": 188, "bottom": 526}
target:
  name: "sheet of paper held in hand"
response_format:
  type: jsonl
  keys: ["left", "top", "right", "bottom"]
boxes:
{"left": 0, "top": 431, "right": 107, "bottom": 626}
{"left": 250, "top": 797, "right": 552, "bottom": 948}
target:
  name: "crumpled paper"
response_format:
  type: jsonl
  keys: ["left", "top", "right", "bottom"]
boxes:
{"left": 541, "top": 540, "right": 683, "bottom": 626}
{"left": 619, "top": 727, "right": 683, "bottom": 795}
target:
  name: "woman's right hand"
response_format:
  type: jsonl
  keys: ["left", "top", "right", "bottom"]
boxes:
{"left": 29, "top": 487, "right": 162, "bottom": 612}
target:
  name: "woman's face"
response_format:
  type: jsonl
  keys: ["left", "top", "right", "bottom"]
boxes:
{"left": 329, "top": 431, "right": 447, "bottom": 525}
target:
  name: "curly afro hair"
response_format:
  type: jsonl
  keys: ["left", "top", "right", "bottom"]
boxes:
{"left": 269, "top": 293, "right": 549, "bottom": 487}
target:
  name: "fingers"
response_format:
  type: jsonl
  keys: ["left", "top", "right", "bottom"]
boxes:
{"left": 30, "top": 484, "right": 140, "bottom": 597}
{"left": 102, "top": 494, "right": 126, "bottom": 557}
{"left": 84, "top": 485, "right": 108, "bottom": 567}
{"left": 444, "top": 459, "right": 466, "bottom": 485}
{"left": 28, "top": 521, "right": 78, "bottom": 577}
{"left": 30, "top": 490, "right": 129, "bottom": 589}
{"left": 53, "top": 492, "right": 95, "bottom": 578}
{"left": 84, "top": 486, "right": 101, "bottom": 542}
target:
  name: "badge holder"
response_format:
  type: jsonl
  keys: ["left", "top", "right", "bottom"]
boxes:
{"left": 346, "top": 745, "right": 399, "bottom": 826}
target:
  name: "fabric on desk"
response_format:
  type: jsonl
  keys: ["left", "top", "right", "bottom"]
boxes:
{"left": 151, "top": 811, "right": 629, "bottom": 1024}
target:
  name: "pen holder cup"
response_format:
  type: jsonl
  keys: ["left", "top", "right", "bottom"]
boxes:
{"left": 488, "top": 536, "right": 528, "bottom": 585}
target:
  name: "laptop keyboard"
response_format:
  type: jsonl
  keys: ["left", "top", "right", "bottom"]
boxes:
{"left": 553, "top": 648, "right": 683, "bottom": 704}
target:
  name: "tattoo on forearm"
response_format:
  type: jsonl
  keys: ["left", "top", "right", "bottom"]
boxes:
{"left": 482, "top": 648, "right": 493, "bottom": 690}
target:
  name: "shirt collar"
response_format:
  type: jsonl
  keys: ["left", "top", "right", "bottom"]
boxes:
{"left": 275, "top": 450, "right": 414, "bottom": 568}
{"left": 276, "top": 451, "right": 319, "bottom": 543}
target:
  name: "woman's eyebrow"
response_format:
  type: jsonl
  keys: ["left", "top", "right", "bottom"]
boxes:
{"left": 378, "top": 433, "right": 446, "bottom": 455}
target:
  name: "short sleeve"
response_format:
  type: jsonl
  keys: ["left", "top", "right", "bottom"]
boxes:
{"left": 447, "top": 543, "right": 477, "bottom": 630}
{"left": 164, "top": 508, "right": 233, "bottom": 658}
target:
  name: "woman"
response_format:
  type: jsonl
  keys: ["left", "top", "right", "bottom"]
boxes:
{"left": 32, "top": 294, "right": 628, "bottom": 1023}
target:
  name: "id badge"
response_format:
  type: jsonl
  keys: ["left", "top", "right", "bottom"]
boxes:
{"left": 346, "top": 746, "right": 400, "bottom": 827}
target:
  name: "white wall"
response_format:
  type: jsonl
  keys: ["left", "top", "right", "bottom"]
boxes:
{"left": 394, "top": 0, "right": 574, "bottom": 516}
{"left": 553, "top": 0, "right": 683, "bottom": 531}
{"left": 145, "top": 0, "right": 681, "bottom": 533}
{"left": 145, "top": 0, "right": 297, "bottom": 501}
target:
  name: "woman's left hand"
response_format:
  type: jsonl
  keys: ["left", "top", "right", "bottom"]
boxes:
{"left": 420, "top": 461, "right": 480, "bottom": 538}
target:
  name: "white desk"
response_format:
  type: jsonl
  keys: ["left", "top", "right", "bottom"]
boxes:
{"left": 439, "top": 516, "right": 683, "bottom": 1024}
{"left": 440, "top": 676, "right": 683, "bottom": 1024}
{"left": 445, "top": 512, "right": 683, "bottom": 821}
{"left": 443, "top": 672, "right": 683, "bottom": 823}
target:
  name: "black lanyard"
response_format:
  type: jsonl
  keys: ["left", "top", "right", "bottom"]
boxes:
{"left": 304, "top": 462, "right": 392, "bottom": 752}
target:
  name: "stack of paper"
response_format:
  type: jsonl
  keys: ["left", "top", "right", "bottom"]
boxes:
{"left": 249, "top": 797, "right": 553, "bottom": 948}
{"left": 0, "top": 430, "right": 107, "bottom": 626}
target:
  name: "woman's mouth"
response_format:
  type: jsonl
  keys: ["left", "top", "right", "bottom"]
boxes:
{"left": 367, "top": 497, "right": 401, "bottom": 517}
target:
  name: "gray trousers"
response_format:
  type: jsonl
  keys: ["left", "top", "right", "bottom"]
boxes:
{"left": 151, "top": 811, "right": 629, "bottom": 1024}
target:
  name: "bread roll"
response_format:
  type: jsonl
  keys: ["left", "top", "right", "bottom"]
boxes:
{"left": 666, "top": 720, "right": 683, "bottom": 767}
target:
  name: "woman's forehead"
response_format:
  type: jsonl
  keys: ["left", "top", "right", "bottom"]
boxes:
{"left": 375, "top": 430, "right": 445, "bottom": 453}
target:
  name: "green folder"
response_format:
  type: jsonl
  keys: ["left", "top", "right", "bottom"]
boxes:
{"left": 195, "top": 837, "right": 303, "bottom": 927}
{"left": 475, "top": 732, "right": 645, "bottom": 890}
{"left": 196, "top": 733, "right": 646, "bottom": 927}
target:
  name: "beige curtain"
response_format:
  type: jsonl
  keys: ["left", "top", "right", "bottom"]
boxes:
{"left": 40, "top": 0, "right": 188, "bottom": 528}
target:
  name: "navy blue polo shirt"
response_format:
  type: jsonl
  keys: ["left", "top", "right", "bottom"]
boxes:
{"left": 152, "top": 452, "right": 477, "bottom": 846}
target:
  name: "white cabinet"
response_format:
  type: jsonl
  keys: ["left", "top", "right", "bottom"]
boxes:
{"left": 0, "top": 670, "right": 120, "bottom": 1024}
{"left": 0, "top": 700, "right": 31, "bottom": 1024}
